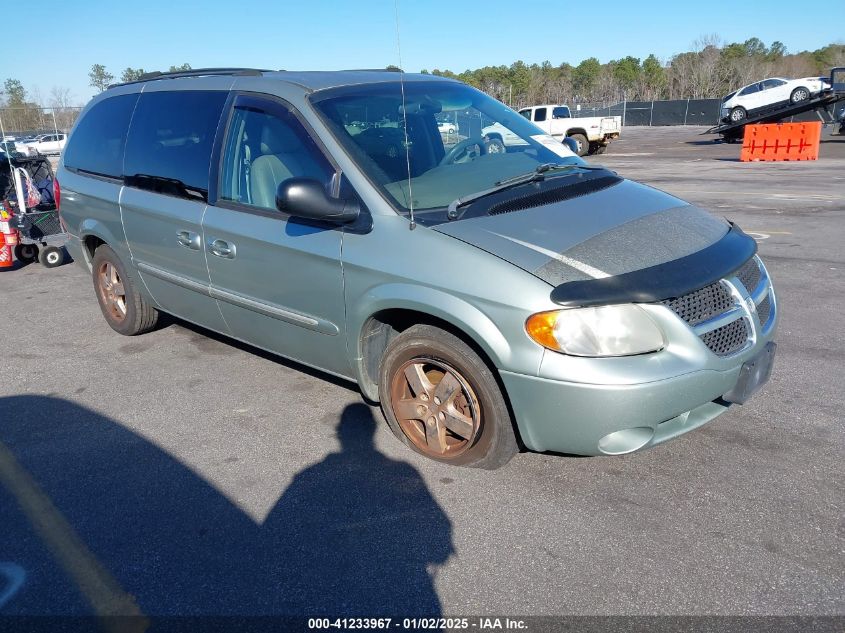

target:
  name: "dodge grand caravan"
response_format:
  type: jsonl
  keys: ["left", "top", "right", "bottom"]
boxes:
{"left": 58, "top": 68, "right": 777, "bottom": 469}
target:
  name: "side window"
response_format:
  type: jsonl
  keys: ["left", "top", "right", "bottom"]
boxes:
{"left": 220, "top": 100, "right": 333, "bottom": 212}
{"left": 552, "top": 106, "right": 570, "bottom": 119}
{"left": 534, "top": 107, "right": 547, "bottom": 122}
{"left": 518, "top": 109, "right": 531, "bottom": 120}
{"left": 124, "top": 90, "right": 227, "bottom": 200}
{"left": 762, "top": 79, "right": 786, "bottom": 90}
{"left": 63, "top": 93, "right": 139, "bottom": 178}
{"left": 739, "top": 83, "right": 761, "bottom": 96}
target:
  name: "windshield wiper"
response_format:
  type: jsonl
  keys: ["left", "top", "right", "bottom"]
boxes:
{"left": 446, "top": 163, "right": 606, "bottom": 220}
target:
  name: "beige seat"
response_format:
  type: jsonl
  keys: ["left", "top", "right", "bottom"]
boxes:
{"left": 249, "top": 118, "right": 325, "bottom": 209}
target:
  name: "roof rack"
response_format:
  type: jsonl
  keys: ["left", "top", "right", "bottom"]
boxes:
{"left": 341, "top": 67, "right": 404, "bottom": 73}
{"left": 109, "top": 67, "right": 273, "bottom": 88}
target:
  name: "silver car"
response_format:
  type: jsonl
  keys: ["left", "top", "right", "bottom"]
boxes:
{"left": 57, "top": 69, "right": 777, "bottom": 469}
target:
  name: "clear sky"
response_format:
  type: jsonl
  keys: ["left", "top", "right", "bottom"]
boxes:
{"left": 2, "top": 0, "right": 842, "bottom": 105}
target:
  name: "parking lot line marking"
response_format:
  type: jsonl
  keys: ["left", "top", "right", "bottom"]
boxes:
{"left": 0, "top": 441, "right": 148, "bottom": 631}
{"left": 668, "top": 190, "right": 842, "bottom": 201}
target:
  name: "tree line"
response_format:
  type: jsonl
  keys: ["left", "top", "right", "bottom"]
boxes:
{"left": 87, "top": 63, "right": 193, "bottom": 92}
{"left": 423, "top": 38, "right": 845, "bottom": 108}
{"left": 0, "top": 64, "right": 192, "bottom": 135}
{"left": 2, "top": 38, "right": 844, "bottom": 134}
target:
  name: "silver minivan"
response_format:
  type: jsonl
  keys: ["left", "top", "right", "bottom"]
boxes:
{"left": 58, "top": 68, "right": 777, "bottom": 469}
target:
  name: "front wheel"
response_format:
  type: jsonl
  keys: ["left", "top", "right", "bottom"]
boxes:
{"left": 379, "top": 324, "right": 518, "bottom": 469}
{"left": 485, "top": 137, "right": 506, "bottom": 154}
{"left": 729, "top": 107, "right": 746, "bottom": 123}
{"left": 790, "top": 87, "right": 810, "bottom": 103}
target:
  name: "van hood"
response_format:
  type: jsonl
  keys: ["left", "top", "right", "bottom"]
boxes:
{"left": 432, "top": 178, "right": 731, "bottom": 288}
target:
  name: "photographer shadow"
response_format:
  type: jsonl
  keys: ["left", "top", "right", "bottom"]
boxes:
{"left": 0, "top": 396, "right": 453, "bottom": 617}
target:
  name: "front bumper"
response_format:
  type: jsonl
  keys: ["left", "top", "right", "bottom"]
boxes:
{"left": 500, "top": 366, "right": 742, "bottom": 455}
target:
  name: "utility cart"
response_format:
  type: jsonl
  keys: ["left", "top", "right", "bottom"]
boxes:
{"left": 0, "top": 153, "right": 67, "bottom": 267}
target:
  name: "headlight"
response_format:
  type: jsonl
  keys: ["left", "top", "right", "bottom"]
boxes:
{"left": 525, "top": 305, "right": 665, "bottom": 357}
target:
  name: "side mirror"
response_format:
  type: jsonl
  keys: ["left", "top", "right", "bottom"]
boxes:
{"left": 562, "top": 137, "right": 579, "bottom": 154}
{"left": 276, "top": 178, "right": 359, "bottom": 224}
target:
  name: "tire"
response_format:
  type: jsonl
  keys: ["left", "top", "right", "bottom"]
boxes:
{"left": 569, "top": 133, "right": 589, "bottom": 156}
{"left": 589, "top": 141, "right": 608, "bottom": 155}
{"left": 790, "top": 87, "right": 810, "bottom": 104}
{"left": 91, "top": 244, "right": 159, "bottom": 336}
{"left": 38, "top": 245, "right": 64, "bottom": 268}
{"left": 378, "top": 324, "right": 518, "bottom": 469}
{"left": 485, "top": 137, "right": 506, "bottom": 154}
{"left": 729, "top": 107, "right": 746, "bottom": 123}
{"left": 14, "top": 243, "right": 38, "bottom": 263}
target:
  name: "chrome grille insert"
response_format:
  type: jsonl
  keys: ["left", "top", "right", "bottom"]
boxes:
{"left": 699, "top": 319, "right": 751, "bottom": 357}
{"left": 660, "top": 282, "right": 733, "bottom": 327}
{"left": 736, "top": 257, "right": 761, "bottom": 294}
{"left": 661, "top": 255, "right": 774, "bottom": 357}
{"left": 756, "top": 295, "right": 772, "bottom": 328}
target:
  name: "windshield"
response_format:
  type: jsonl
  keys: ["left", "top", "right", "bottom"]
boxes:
{"left": 310, "top": 81, "right": 585, "bottom": 222}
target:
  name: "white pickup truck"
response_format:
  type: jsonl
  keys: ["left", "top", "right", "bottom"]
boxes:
{"left": 483, "top": 105, "right": 620, "bottom": 156}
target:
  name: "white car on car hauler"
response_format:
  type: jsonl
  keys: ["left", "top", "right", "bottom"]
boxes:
{"left": 721, "top": 76, "right": 831, "bottom": 123}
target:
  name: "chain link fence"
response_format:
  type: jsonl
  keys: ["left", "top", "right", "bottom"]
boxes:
{"left": 0, "top": 106, "right": 83, "bottom": 138}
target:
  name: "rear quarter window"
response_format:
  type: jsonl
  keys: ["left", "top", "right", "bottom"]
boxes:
{"left": 124, "top": 91, "right": 227, "bottom": 198}
{"left": 64, "top": 93, "right": 139, "bottom": 178}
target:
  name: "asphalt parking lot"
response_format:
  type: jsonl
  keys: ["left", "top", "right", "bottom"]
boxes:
{"left": 0, "top": 126, "right": 843, "bottom": 620}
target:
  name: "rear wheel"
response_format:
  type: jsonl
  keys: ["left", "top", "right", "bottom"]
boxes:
{"left": 379, "top": 324, "right": 518, "bottom": 469}
{"left": 14, "top": 243, "right": 38, "bottom": 263}
{"left": 91, "top": 244, "right": 159, "bottom": 336}
{"left": 569, "top": 133, "right": 589, "bottom": 156}
{"left": 790, "top": 87, "right": 810, "bottom": 104}
{"left": 729, "top": 107, "right": 746, "bottom": 123}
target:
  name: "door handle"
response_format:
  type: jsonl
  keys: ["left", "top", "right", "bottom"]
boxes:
{"left": 208, "top": 238, "right": 236, "bottom": 259}
{"left": 176, "top": 230, "right": 201, "bottom": 250}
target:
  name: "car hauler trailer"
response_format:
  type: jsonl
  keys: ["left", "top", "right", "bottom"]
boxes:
{"left": 706, "top": 67, "right": 845, "bottom": 142}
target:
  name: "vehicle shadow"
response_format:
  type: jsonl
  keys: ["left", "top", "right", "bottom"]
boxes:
{"left": 162, "top": 317, "right": 360, "bottom": 393}
{"left": 0, "top": 396, "right": 453, "bottom": 619}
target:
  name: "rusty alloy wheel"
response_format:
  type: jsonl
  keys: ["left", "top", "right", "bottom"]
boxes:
{"left": 389, "top": 358, "right": 481, "bottom": 458}
{"left": 96, "top": 261, "right": 127, "bottom": 322}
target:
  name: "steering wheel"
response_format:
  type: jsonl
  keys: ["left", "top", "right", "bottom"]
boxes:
{"left": 440, "top": 136, "right": 488, "bottom": 166}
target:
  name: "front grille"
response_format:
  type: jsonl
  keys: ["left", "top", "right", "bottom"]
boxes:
{"left": 660, "top": 281, "right": 733, "bottom": 327}
{"left": 757, "top": 295, "right": 772, "bottom": 327}
{"left": 700, "top": 319, "right": 750, "bottom": 356}
{"left": 736, "top": 257, "right": 761, "bottom": 293}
